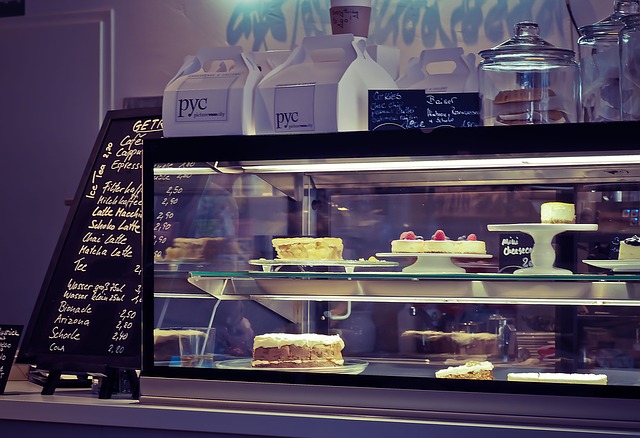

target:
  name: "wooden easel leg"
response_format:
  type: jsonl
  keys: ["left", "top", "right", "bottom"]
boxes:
{"left": 98, "top": 367, "right": 117, "bottom": 399}
{"left": 41, "top": 370, "right": 61, "bottom": 395}
{"left": 126, "top": 369, "right": 140, "bottom": 399}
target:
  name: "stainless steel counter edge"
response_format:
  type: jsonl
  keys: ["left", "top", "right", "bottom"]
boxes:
{"left": 2, "top": 381, "right": 639, "bottom": 437}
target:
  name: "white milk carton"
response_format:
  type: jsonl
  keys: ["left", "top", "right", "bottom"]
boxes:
{"left": 163, "top": 46, "right": 261, "bottom": 137}
{"left": 249, "top": 50, "right": 291, "bottom": 77}
{"left": 396, "top": 47, "right": 477, "bottom": 92}
{"left": 366, "top": 44, "right": 400, "bottom": 81}
{"left": 254, "top": 34, "right": 397, "bottom": 134}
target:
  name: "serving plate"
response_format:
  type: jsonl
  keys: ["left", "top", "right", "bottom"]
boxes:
{"left": 215, "top": 358, "right": 368, "bottom": 374}
{"left": 582, "top": 259, "right": 640, "bottom": 273}
{"left": 248, "top": 259, "right": 397, "bottom": 273}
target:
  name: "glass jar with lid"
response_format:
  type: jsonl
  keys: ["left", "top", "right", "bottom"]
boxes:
{"left": 578, "top": 0, "right": 640, "bottom": 122}
{"left": 478, "top": 21, "right": 579, "bottom": 126}
{"left": 621, "top": 12, "right": 640, "bottom": 120}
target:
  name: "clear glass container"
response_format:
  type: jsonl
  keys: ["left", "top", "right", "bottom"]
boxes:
{"left": 621, "top": 13, "right": 640, "bottom": 120}
{"left": 578, "top": 1, "right": 640, "bottom": 122}
{"left": 478, "top": 21, "right": 579, "bottom": 126}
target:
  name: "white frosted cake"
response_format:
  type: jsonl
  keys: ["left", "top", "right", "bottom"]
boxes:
{"left": 163, "top": 237, "right": 226, "bottom": 261}
{"left": 619, "top": 235, "right": 640, "bottom": 260}
{"left": 272, "top": 237, "right": 343, "bottom": 260}
{"left": 252, "top": 333, "right": 345, "bottom": 368}
{"left": 507, "top": 372, "right": 607, "bottom": 385}
{"left": 541, "top": 202, "right": 575, "bottom": 224}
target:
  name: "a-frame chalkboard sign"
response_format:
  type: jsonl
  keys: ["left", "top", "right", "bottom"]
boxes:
{"left": 17, "top": 108, "right": 163, "bottom": 398}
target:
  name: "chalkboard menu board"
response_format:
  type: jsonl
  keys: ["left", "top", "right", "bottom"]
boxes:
{"left": 18, "top": 109, "right": 162, "bottom": 379}
{"left": 368, "top": 90, "right": 480, "bottom": 131}
{"left": 0, "top": 325, "right": 22, "bottom": 394}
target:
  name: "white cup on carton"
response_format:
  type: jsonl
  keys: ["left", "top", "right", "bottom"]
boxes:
{"left": 330, "top": 0, "right": 372, "bottom": 38}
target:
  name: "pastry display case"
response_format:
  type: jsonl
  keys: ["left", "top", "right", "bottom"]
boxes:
{"left": 141, "top": 121, "right": 640, "bottom": 432}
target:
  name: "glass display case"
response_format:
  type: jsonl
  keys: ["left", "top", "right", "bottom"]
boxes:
{"left": 141, "top": 121, "right": 640, "bottom": 431}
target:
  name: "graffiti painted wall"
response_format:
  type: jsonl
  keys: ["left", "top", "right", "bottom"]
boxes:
{"left": 220, "top": 0, "right": 582, "bottom": 73}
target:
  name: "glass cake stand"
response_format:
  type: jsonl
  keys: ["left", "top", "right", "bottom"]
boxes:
{"left": 487, "top": 223, "right": 598, "bottom": 275}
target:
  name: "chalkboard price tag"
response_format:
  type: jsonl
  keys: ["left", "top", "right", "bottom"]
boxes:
{"left": 0, "top": 325, "right": 23, "bottom": 395}
{"left": 498, "top": 233, "right": 534, "bottom": 273}
{"left": 368, "top": 90, "right": 480, "bottom": 131}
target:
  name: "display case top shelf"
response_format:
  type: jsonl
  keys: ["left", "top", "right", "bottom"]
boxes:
{"left": 186, "top": 271, "right": 640, "bottom": 306}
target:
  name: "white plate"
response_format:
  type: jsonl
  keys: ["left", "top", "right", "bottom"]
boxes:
{"left": 376, "top": 253, "right": 493, "bottom": 274}
{"left": 487, "top": 224, "right": 598, "bottom": 232}
{"left": 215, "top": 358, "right": 368, "bottom": 374}
{"left": 248, "top": 259, "right": 398, "bottom": 273}
{"left": 582, "top": 259, "right": 640, "bottom": 273}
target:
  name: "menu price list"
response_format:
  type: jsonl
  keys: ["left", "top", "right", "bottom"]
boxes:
{"left": 0, "top": 325, "right": 23, "bottom": 394}
{"left": 19, "top": 110, "right": 162, "bottom": 372}
{"left": 368, "top": 90, "right": 480, "bottom": 131}
{"left": 152, "top": 162, "right": 205, "bottom": 261}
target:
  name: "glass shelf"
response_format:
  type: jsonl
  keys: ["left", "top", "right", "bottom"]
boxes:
{"left": 185, "top": 270, "right": 640, "bottom": 306}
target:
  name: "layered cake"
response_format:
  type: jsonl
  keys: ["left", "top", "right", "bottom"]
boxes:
{"left": 507, "top": 372, "right": 608, "bottom": 385}
{"left": 619, "top": 235, "right": 640, "bottom": 260}
{"left": 163, "top": 237, "right": 227, "bottom": 261}
{"left": 540, "top": 202, "right": 575, "bottom": 224}
{"left": 435, "top": 360, "right": 495, "bottom": 380}
{"left": 401, "top": 330, "right": 497, "bottom": 355}
{"left": 391, "top": 231, "right": 425, "bottom": 253}
{"left": 153, "top": 328, "right": 207, "bottom": 361}
{"left": 272, "top": 237, "right": 343, "bottom": 260}
{"left": 401, "top": 330, "right": 455, "bottom": 353}
{"left": 450, "top": 332, "right": 498, "bottom": 355}
{"left": 252, "top": 333, "right": 345, "bottom": 368}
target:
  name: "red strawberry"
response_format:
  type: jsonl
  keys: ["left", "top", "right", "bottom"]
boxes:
{"left": 400, "top": 231, "right": 416, "bottom": 240}
{"left": 467, "top": 233, "right": 477, "bottom": 241}
{"left": 432, "top": 229, "right": 446, "bottom": 241}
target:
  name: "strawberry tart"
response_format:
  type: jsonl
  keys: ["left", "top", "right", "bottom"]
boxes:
{"left": 391, "top": 231, "right": 425, "bottom": 253}
{"left": 392, "top": 230, "right": 486, "bottom": 254}
{"left": 423, "top": 229, "right": 456, "bottom": 253}
{"left": 455, "top": 234, "right": 487, "bottom": 254}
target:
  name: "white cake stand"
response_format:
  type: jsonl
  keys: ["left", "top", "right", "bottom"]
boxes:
{"left": 487, "top": 223, "right": 598, "bottom": 275}
{"left": 376, "top": 253, "right": 492, "bottom": 274}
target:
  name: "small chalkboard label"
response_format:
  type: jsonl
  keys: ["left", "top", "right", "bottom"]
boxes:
{"left": 368, "top": 90, "right": 480, "bottom": 131}
{"left": 18, "top": 109, "right": 162, "bottom": 379}
{"left": 0, "top": 325, "right": 23, "bottom": 394}
{"left": 498, "top": 233, "right": 535, "bottom": 273}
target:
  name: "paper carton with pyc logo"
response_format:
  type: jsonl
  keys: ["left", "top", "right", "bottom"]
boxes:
{"left": 162, "top": 46, "right": 261, "bottom": 137}
{"left": 253, "top": 34, "right": 398, "bottom": 134}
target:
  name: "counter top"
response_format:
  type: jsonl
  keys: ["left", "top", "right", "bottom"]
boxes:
{"left": 1, "top": 380, "right": 638, "bottom": 437}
